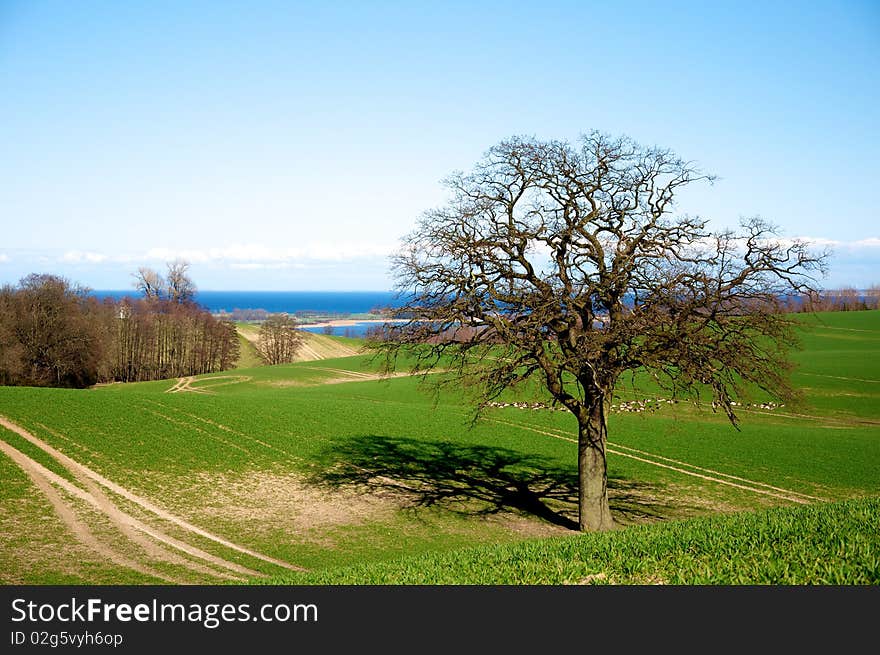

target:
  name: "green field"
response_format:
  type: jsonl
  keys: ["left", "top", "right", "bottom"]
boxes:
{"left": 1, "top": 311, "right": 878, "bottom": 584}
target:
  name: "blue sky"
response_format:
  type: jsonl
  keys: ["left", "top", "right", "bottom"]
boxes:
{"left": 1, "top": 0, "right": 878, "bottom": 291}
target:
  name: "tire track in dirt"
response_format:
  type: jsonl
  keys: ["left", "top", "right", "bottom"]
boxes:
{"left": 190, "top": 375, "right": 252, "bottom": 390}
{"left": 484, "top": 416, "right": 822, "bottom": 504}
{"left": 144, "top": 408, "right": 254, "bottom": 456}
{"left": 166, "top": 375, "right": 252, "bottom": 395}
{"left": 0, "top": 416, "right": 306, "bottom": 573}
{"left": 0, "top": 421, "right": 258, "bottom": 579}
{"left": 490, "top": 414, "right": 825, "bottom": 502}
{"left": 296, "top": 342, "right": 324, "bottom": 361}
{"left": 51, "top": 450, "right": 256, "bottom": 580}
{"left": 605, "top": 441, "right": 826, "bottom": 503}
{"left": 738, "top": 407, "right": 880, "bottom": 427}
{"left": 141, "top": 399, "right": 302, "bottom": 464}
{"left": 37, "top": 422, "right": 104, "bottom": 460}
{"left": 165, "top": 377, "right": 193, "bottom": 393}
{"left": 799, "top": 372, "right": 880, "bottom": 384}
{"left": 813, "top": 326, "right": 877, "bottom": 334}
{"left": 0, "top": 436, "right": 180, "bottom": 583}
{"left": 326, "top": 392, "right": 824, "bottom": 504}
{"left": 301, "top": 366, "right": 377, "bottom": 379}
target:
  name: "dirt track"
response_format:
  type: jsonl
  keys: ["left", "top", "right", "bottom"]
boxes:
{"left": 166, "top": 375, "right": 252, "bottom": 394}
{"left": 485, "top": 416, "right": 827, "bottom": 505}
{"left": 0, "top": 436, "right": 180, "bottom": 582}
{"left": 236, "top": 327, "right": 362, "bottom": 363}
{"left": 0, "top": 415, "right": 305, "bottom": 581}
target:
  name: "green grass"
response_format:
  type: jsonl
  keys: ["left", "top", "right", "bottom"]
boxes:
{"left": 266, "top": 496, "right": 880, "bottom": 585}
{"left": 235, "top": 332, "right": 265, "bottom": 369}
{"left": 1, "top": 310, "right": 878, "bottom": 583}
{"left": 0, "top": 450, "right": 159, "bottom": 584}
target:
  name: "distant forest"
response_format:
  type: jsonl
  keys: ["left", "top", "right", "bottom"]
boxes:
{"left": 0, "top": 265, "right": 239, "bottom": 388}
{"left": 788, "top": 286, "right": 880, "bottom": 313}
{"left": 0, "top": 266, "right": 876, "bottom": 389}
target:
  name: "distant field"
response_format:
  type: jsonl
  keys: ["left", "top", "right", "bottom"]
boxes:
{"left": 1, "top": 310, "right": 878, "bottom": 584}
{"left": 234, "top": 324, "right": 363, "bottom": 365}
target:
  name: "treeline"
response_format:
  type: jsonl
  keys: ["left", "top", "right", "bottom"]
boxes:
{"left": 112, "top": 297, "right": 239, "bottom": 382}
{"left": 0, "top": 268, "right": 239, "bottom": 388}
{"left": 783, "top": 286, "right": 880, "bottom": 313}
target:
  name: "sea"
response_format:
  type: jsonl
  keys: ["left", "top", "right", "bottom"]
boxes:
{"left": 89, "top": 290, "right": 402, "bottom": 338}
{"left": 91, "top": 290, "right": 398, "bottom": 314}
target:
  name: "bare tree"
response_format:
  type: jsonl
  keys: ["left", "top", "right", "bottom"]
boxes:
{"left": 257, "top": 315, "right": 305, "bottom": 365}
{"left": 378, "top": 132, "right": 828, "bottom": 532}
{"left": 866, "top": 284, "right": 880, "bottom": 310}
{"left": 0, "top": 270, "right": 238, "bottom": 387}
{"left": 1, "top": 274, "right": 105, "bottom": 387}
{"left": 166, "top": 259, "right": 196, "bottom": 304}
{"left": 133, "top": 267, "right": 165, "bottom": 300}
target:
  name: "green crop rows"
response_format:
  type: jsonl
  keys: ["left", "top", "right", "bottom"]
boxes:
{"left": 1, "top": 310, "right": 878, "bottom": 584}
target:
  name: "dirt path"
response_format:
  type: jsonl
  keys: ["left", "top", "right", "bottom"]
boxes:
{"left": 166, "top": 375, "right": 251, "bottom": 394}
{"left": 236, "top": 326, "right": 362, "bottom": 362}
{"left": 144, "top": 408, "right": 254, "bottom": 455}
{"left": 799, "top": 372, "right": 880, "bottom": 384}
{"left": 296, "top": 367, "right": 422, "bottom": 386}
{"left": 330, "top": 392, "right": 826, "bottom": 505}
{"left": 296, "top": 342, "right": 325, "bottom": 361}
{"left": 0, "top": 420, "right": 258, "bottom": 579}
{"left": 814, "top": 325, "right": 877, "bottom": 334}
{"left": 297, "top": 333, "right": 362, "bottom": 360}
{"left": 0, "top": 437, "right": 182, "bottom": 583}
{"left": 193, "top": 375, "right": 252, "bottom": 389}
{"left": 485, "top": 416, "right": 825, "bottom": 505}
{"left": 165, "top": 376, "right": 195, "bottom": 393}
{"left": 301, "top": 366, "right": 377, "bottom": 380}
{"left": 0, "top": 416, "right": 305, "bottom": 575}
{"left": 142, "top": 400, "right": 302, "bottom": 463}
{"left": 738, "top": 406, "right": 880, "bottom": 427}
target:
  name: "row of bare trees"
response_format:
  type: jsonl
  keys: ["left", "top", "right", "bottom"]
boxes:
{"left": 0, "top": 265, "right": 239, "bottom": 388}
{"left": 0, "top": 275, "right": 105, "bottom": 387}
{"left": 111, "top": 297, "right": 239, "bottom": 382}
{"left": 782, "top": 286, "right": 880, "bottom": 313}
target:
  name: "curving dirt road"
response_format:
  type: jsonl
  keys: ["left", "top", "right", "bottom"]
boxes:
{"left": 0, "top": 415, "right": 305, "bottom": 581}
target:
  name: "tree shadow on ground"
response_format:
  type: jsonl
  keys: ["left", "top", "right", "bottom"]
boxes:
{"left": 311, "top": 434, "right": 678, "bottom": 530}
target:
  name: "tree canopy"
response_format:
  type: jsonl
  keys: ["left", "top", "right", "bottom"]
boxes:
{"left": 257, "top": 315, "right": 305, "bottom": 365}
{"left": 377, "top": 132, "right": 828, "bottom": 531}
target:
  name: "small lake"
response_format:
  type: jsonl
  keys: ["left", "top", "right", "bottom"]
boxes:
{"left": 300, "top": 321, "right": 395, "bottom": 338}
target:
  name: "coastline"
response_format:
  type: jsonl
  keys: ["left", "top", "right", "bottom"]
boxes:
{"left": 301, "top": 318, "right": 401, "bottom": 329}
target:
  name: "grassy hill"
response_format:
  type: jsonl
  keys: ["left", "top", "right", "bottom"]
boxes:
{"left": 234, "top": 323, "right": 363, "bottom": 366}
{"left": 267, "top": 496, "right": 880, "bottom": 584}
{"left": 1, "top": 310, "right": 878, "bottom": 584}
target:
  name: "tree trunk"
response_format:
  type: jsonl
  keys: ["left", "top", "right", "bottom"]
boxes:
{"left": 577, "top": 400, "right": 614, "bottom": 531}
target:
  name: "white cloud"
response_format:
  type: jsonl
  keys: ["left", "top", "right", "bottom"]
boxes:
{"left": 791, "top": 237, "right": 839, "bottom": 247}
{"left": 786, "top": 236, "right": 880, "bottom": 249}
{"left": 61, "top": 250, "right": 109, "bottom": 264}
{"left": 229, "top": 262, "right": 306, "bottom": 270}
{"left": 850, "top": 237, "right": 880, "bottom": 248}
{"left": 0, "top": 253, "right": 9, "bottom": 263}
{"left": 725, "top": 236, "right": 879, "bottom": 252}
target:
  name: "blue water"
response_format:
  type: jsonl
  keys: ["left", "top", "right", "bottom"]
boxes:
{"left": 300, "top": 322, "right": 393, "bottom": 338}
{"left": 90, "top": 290, "right": 399, "bottom": 315}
